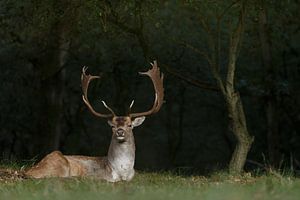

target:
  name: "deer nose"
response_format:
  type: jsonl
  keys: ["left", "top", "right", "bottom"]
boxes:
{"left": 116, "top": 129, "right": 125, "bottom": 137}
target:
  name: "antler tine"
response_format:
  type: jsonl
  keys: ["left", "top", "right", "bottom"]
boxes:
{"left": 127, "top": 100, "right": 135, "bottom": 115}
{"left": 101, "top": 101, "right": 116, "bottom": 116}
{"left": 81, "top": 66, "right": 115, "bottom": 118}
{"left": 129, "top": 100, "right": 135, "bottom": 109}
{"left": 129, "top": 60, "right": 164, "bottom": 118}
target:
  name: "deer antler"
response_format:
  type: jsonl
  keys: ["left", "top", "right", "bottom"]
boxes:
{"left": 81, "top": 66, "right": 115, "bottom": 118}
{"left": 129, "top": 61, "right": 164, "bottom": 118}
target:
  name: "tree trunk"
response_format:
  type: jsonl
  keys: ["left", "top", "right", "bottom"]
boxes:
{"left": 37, "top": 0, "right": 78, "bottom": 152}
{"left": 226, "top": 92, "right": 254, "bottom": 174}
{"left": 41, "top": 34, "right": 69, "bottom": 151}
{"left": 165, "top": 85, "right": 185, "bottom": 168}
{"left": 223, "top": 1, "right": 254, "bottom": 174}
{"left": 50, "top": 32, "right": 69, "bottom": 150}
{"left": 258, "top": 0, "right": 280, "bottom": 167}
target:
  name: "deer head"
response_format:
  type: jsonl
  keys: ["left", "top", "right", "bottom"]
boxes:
{"left": 81, "top": 61, "right": 164, "bottom": 143}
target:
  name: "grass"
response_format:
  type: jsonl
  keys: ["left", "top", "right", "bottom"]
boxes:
{"left": 0, "top": 169, "right": 300, "bottom": 200}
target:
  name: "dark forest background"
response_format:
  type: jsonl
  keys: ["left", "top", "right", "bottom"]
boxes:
{"left": 0, "top": 0, "right": 300, "bottom": 173}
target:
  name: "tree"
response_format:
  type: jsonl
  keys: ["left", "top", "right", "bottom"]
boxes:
{"left": 177, "top": 0, "right": 254, "bottom": 174}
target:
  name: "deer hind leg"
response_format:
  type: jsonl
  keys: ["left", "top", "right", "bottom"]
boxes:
{"left": 26, "top": 151, "right": 70, "bottom": 178}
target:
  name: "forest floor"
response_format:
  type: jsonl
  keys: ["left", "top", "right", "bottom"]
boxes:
{"left": 0, "top": 167, "right": 299, "bottom": 200}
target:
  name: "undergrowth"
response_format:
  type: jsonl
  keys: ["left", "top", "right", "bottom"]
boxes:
{"left": 0, "top": 166, "right": 299, "bottom": 200}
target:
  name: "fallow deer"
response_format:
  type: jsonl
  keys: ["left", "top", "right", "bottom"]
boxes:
{"left": 25, "top": 61, "right": 164, "bottom": 182}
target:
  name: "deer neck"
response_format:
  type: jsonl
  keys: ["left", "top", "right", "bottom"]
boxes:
{"left": 107, "top": 132, "right": 135, "bottom": 173}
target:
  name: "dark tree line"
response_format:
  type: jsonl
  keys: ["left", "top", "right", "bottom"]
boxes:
{"left": 1, "top": 0, "right": 300, "bottom": 174}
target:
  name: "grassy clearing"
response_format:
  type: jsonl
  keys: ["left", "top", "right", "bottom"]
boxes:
{"left": 0, "top": 170, "right": 299, "bottom": 200}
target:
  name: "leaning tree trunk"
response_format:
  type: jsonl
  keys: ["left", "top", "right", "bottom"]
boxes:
{"left": 225, "top": 92, "right": 253, "bottom": 174}
{"left": 214, "top": 75, "right": 253, "bottom": 174}
{"left": 209, "top": 1, "right": 253, "bottom": 174}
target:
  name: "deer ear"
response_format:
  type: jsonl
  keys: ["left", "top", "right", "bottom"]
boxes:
{"left": 132, "top": 116, "right": 146, "bottom": 127}
{"left": 107, "top": 120, "right": 114, "bottom": 127}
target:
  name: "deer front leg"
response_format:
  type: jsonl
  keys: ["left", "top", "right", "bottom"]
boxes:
{"left": 26, "top": 151, "right": 70, "bottom": 178}
{"left": 122, "top": 169, "right": 135, "bottom": 181}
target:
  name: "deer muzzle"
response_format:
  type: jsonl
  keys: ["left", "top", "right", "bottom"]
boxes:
{"left": 116, "top": 129, "right": 125, "bottom": 139}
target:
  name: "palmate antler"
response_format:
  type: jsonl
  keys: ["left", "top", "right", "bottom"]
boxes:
{"left": 129, "top": 60, "right": 164, "bottom": 118}
{"left": 81, "top": 61, "right": 164, "bottom": 118}
{"left": 81, "top": 67, "right": 115, "bottom": 118}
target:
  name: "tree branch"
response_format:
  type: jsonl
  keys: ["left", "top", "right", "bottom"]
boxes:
{"left": 226, "top": 1, "right": 245, "bottom": 94}
{"left": 174, "top": 39, "right": 213, "bottom": 67}
{"left": 218, "top": 0, "right": 242, "bottom": 20}
{"left": 161, "top": 63, "right": 219, "bottom": 92}
{"left": 102, "top": 0, "right": 138, "bottom": 34}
